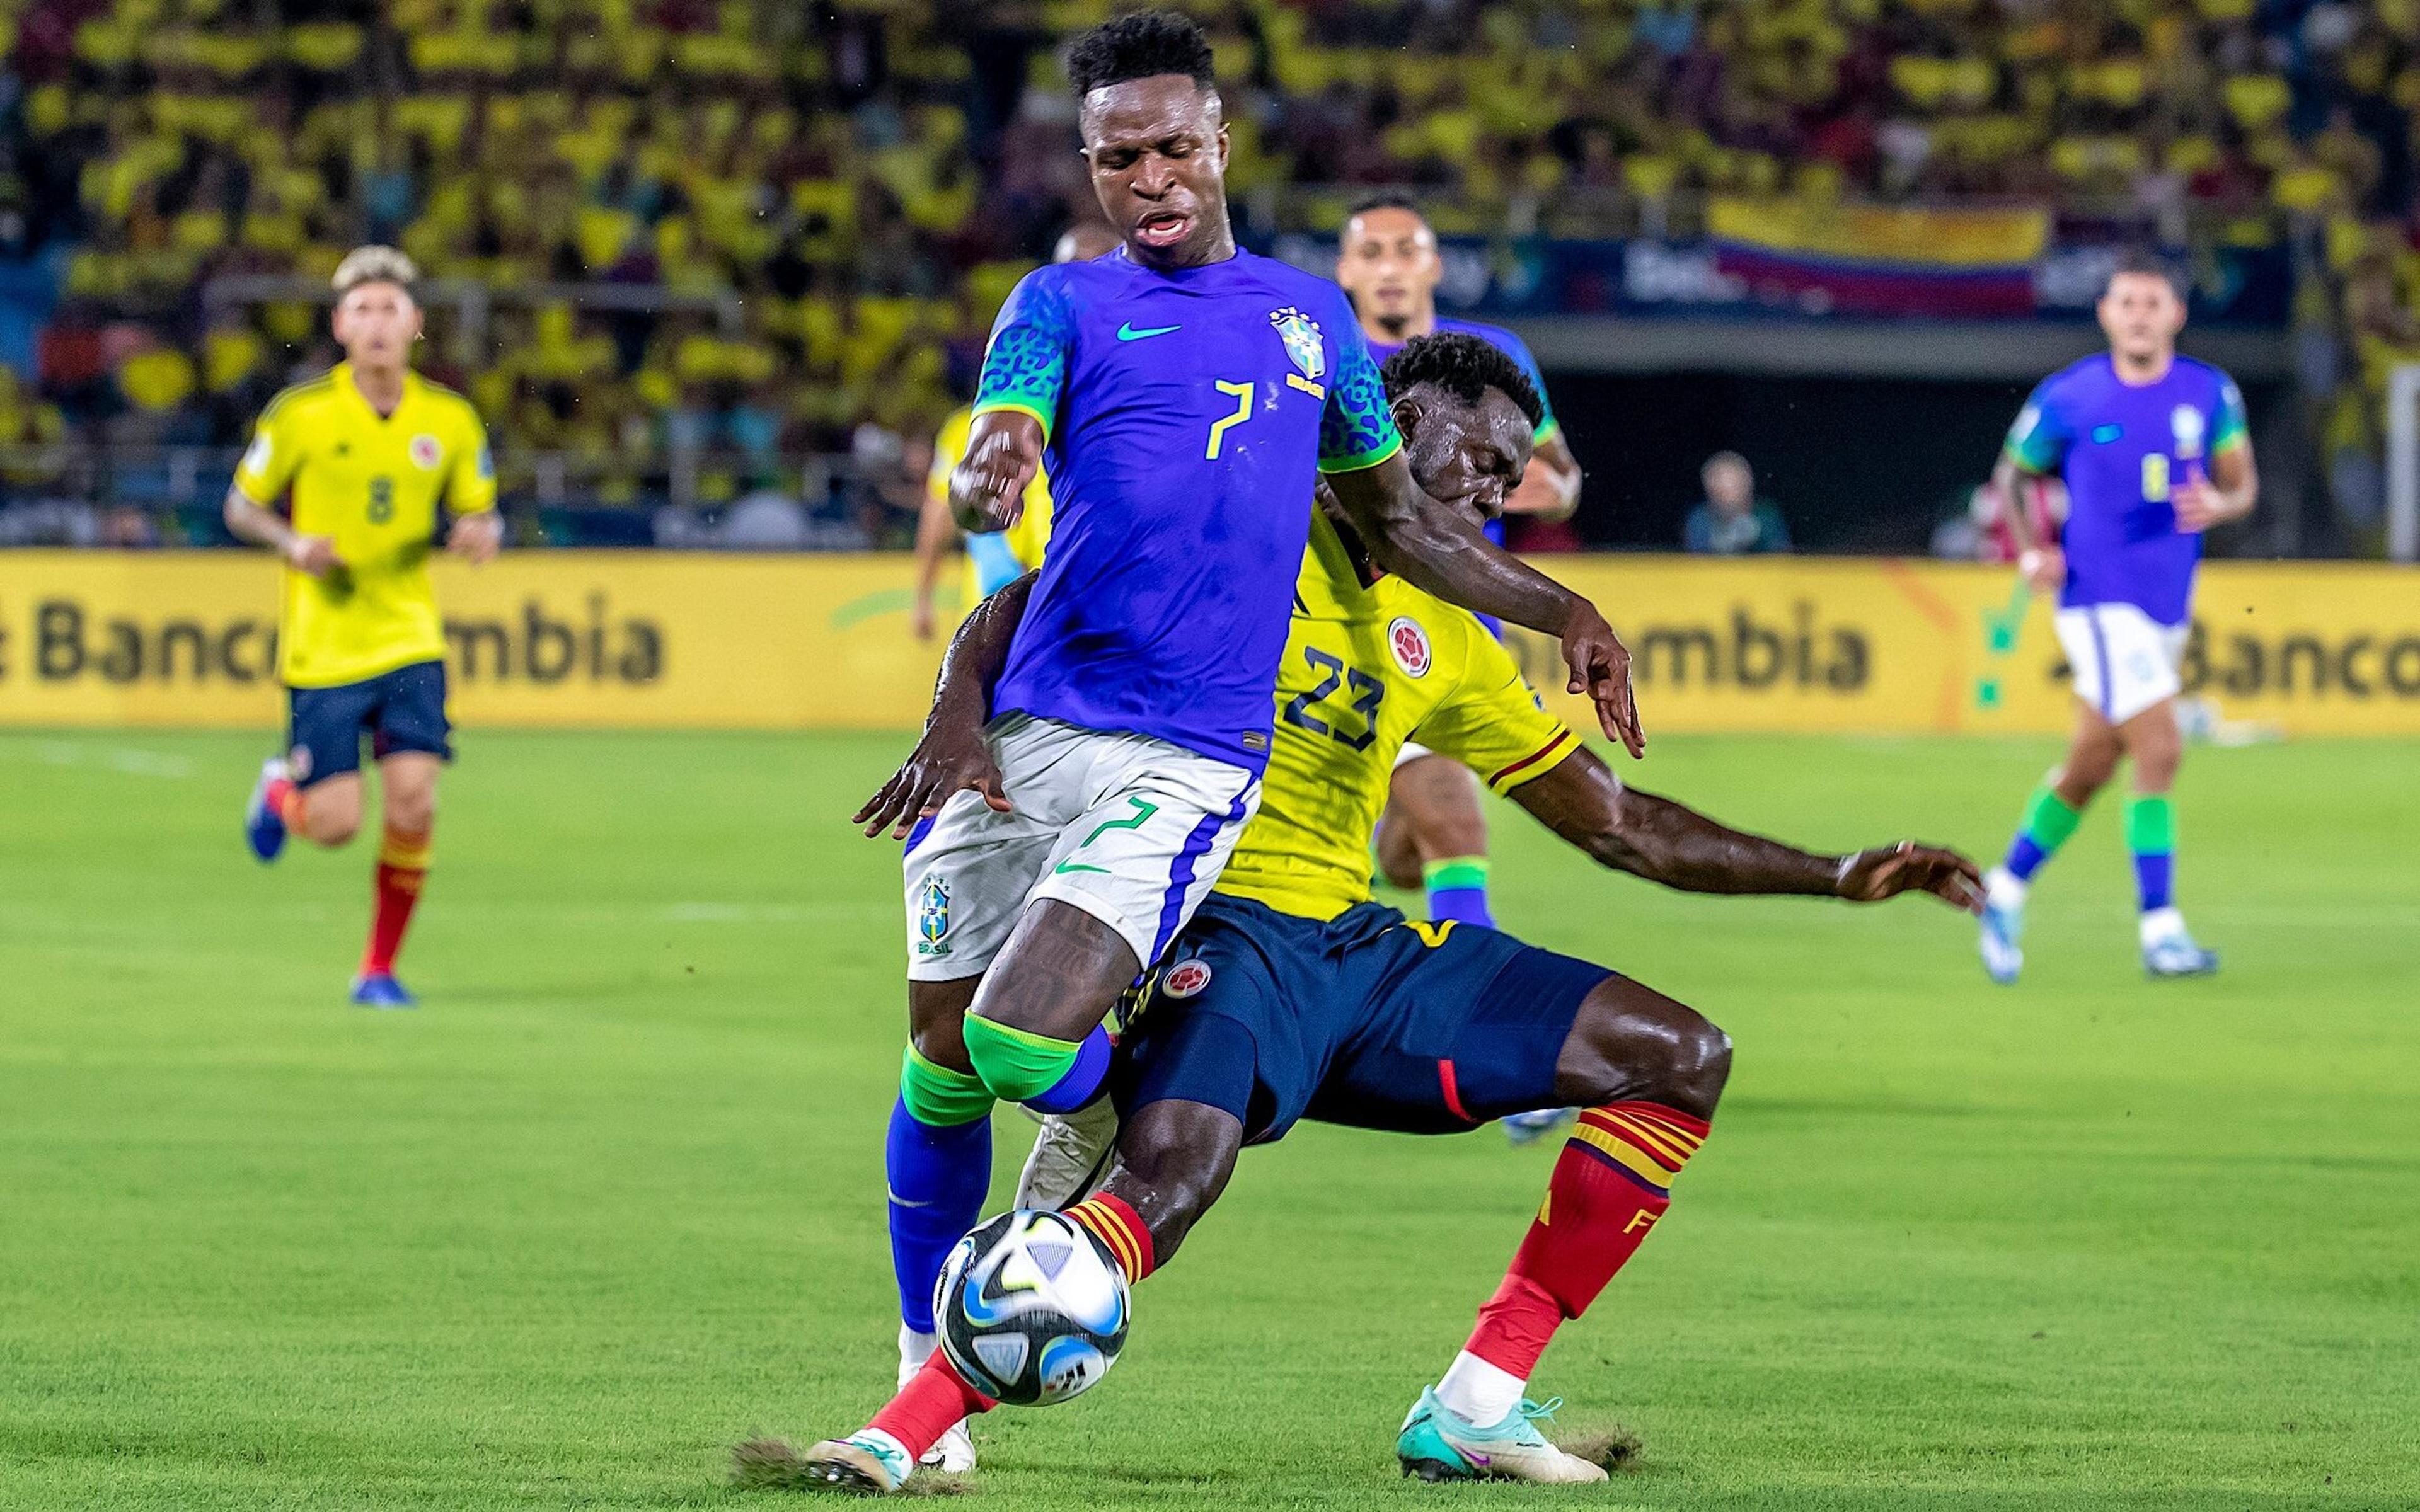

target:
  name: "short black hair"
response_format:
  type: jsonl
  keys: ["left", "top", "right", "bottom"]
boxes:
{"left": 2107, "top": 248, "right": 2186, "bottom": 299}
{"left": 1345, "top": 192, "right": 1424, "bottom": 222}
{"left": 1381, "top": 331, "right": 1543, "bottom": 431}
{"left": 1067, "top": 11, "right": 1216, "bottom": 97}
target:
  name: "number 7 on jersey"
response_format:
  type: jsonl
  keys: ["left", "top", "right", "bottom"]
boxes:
{"left": 1205, "top": 380, "right": 1253, "bottom": 459}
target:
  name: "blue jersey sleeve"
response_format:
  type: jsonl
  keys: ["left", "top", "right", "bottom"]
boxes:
{"left": 1492, "top": 328, "right": 1559, "bottom": 444}
{"left": 2211, "top": 372, "right": 2249, "bottom": 452}
{"left": 1317, "top": 311, "right": 1402, "bottom": 474}
{"left": 973, "top": 268, "right": 1074, "bottom": 440}
{"left": 2003, "top": 380, "right": 2070, "bottom": 473}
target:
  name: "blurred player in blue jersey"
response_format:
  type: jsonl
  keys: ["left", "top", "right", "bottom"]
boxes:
{"left": 865, "top": 11, "right": 1640, "bottom": 1479}
{"left": 908, "top": 224, "right": 1122, "bottom": 641}
{"left": 1337, "top": 195, "right": 1588, "bottom": 1145}
{"left": 1981, "top": 255, "right": 2259, "bottom": 983}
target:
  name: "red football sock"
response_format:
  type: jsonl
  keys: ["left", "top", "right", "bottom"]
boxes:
{"left": 362, "top": 824, "right": 431, "bottom": 976}
{"left": 1465, "top": 1102, "right": 1710, "bottom": 1379}
{"left": 1065, "top": 1193, "right": 1156, "bottom": 1283}
{"left": 868, "top": 1351, "right": 996, "bottom": 1460}
{"left": 268, "top": 776, "right": 303, "bottom": 828}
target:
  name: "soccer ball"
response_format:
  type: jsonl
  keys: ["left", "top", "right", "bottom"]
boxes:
{"left": 935, "top": 1209, "right": 1129, "bottom": 1407}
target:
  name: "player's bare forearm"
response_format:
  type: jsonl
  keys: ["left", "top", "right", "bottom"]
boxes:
{"left": 1325, "top": 455, "right": 1575, "bottom": 632}
{"left": 855, "top": 570, "right": 1035, "bottom": 837}
{"left": 222, "top": 489, "right": 294, "bottom": 553}
{"left": 1327, "top": 455, "right": 1642, "bottom": 753}
{"left": 1991, "top": 455, "right": 2044, "bottom": 556}
{"left": 1514, "top": 747, "right": 1841, "bottom": 895}
{"left": 1511, "top": 746, "right": 1984, "bottom": 910}
{"left": 931, "top": 570, "right": 1035, "bottom": 726}
{"left": 947, "top": 412, "right": 1043, "bottom": 534}
{"left": 1502, "top": 434, "right": 1581, "bottom": 522}
{"left": 909, "top": 490, "right": 955, "bottom": 638}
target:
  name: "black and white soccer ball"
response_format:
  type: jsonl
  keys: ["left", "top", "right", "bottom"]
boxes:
{"left": 935, "top": 1209, "right": 1130, "bottom": 1407}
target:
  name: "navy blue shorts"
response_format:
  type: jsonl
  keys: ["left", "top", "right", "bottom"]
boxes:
{"left": 285, "top": 660, "right": 452, "bottom": 787}
{"left": 1115, "top": 895, "right": 1615, "bottom": 1143}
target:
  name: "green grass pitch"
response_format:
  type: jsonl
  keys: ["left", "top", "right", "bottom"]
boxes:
{"left": 3, "top": 728, "right": 2416, "bottom": 1510}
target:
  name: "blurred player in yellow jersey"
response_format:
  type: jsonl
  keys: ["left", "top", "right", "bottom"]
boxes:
{"left": 228, "top": 246, "right": 500, "bottom": 1009}
{"left": 906, "top": 223, "right": 1118, "bottom": 639}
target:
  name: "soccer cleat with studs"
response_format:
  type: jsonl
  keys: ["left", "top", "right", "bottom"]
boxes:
{"left": 1395, "top": 1385, "right": 1608, "bottom": 1484}
{"left": 796, "top": 1431, "right": 911, "bottom": 1495}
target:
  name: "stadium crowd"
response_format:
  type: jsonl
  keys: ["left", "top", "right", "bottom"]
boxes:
{"left": 0, "top": 0, "right": 2416, "bottom": 546}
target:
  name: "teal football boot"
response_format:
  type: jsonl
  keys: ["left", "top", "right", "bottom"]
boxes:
{"left": 1397, "top": 1386, "right": 1607, "bottom": 1484}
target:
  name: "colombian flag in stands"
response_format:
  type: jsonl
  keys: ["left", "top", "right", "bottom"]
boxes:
{"left": 1709, "top": 198, "right": 2050, "bottom": 319}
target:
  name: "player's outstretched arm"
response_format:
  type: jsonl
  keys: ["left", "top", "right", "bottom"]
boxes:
{"left": 947, "top": 413, "right": 1042, "bottom": 536}
{"left": 1510, "top": 744, "right": 1985, "bottom": 912}
{"left": 854, "top": 571, "right": 1038, "bottom": 838}
{"left": 1325, "top": 455, "right": 1643, "bottom": 757}
{"left": 223, "top": 488, "right": 340, "bottom": 576}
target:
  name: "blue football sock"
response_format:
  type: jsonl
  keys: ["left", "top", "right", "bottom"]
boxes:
{"left": 1424, "top": 857, "right": 1494, "bottom": 929}
{"left": 885, "top": 1096, "right": 992, "bottom": 1334}
{"left": 1025, "top": 1024, "right": 1112, "bottom": 1115}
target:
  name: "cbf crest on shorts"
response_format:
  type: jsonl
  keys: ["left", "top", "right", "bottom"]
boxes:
{"left": 1270, "top": 307, "right": 1325, "bottom": 384}
{"left": 916, "top": 874, "right": 952, "bottom": 956}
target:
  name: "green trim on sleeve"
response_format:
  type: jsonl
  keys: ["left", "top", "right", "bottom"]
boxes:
{"left": 970, "top": 399, "right": 1054, "bottom": 444}
{"left": 1313, "top": 433, "right": 1403, "bottom": 476}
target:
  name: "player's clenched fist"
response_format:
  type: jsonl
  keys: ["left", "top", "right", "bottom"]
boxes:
{"left": 948, "top": 415, "right": 1042, "bottom": 535}
{"left": 1559, "top": 600, "right": 1644, "bottom": 758}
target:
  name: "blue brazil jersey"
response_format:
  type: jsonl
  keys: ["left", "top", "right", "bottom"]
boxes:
{"left": 2004, "top": 353, "right": 2248, "bottom": 626}
{"left": 975, "top": 246, "right": 1402, "bottom": 772}
{"left": 1366, "top": 316, "right": 1558, "bottom": 551}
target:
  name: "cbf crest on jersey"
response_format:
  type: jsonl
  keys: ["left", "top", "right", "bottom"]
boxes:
{"left": 1269, "top": 307, "right": 1325, "bottom": 384}
{"left": 2170, "top": 404, "right": 2205, "bottom": 460}
{"left": 916, "top": 874, "right": 952, "bottom": 956}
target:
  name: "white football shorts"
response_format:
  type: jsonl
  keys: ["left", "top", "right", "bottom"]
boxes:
{"left": 2054, "top": 602, "right": 2190, "bottom": 724}
{"left": 903, "top": 714, "right": 1262, "bottom": 982}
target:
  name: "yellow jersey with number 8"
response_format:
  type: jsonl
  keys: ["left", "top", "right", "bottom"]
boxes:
{"left": 233, "top": 364, "right": 496, "bottom": 688}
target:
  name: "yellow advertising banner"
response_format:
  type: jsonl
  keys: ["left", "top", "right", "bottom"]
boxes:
{"left": 1, "top": 552, "right": 2416, "bottom": 736}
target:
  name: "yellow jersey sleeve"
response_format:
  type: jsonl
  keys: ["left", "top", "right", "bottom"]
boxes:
{"left": 1003, "top": 479, "right": 1053, "bottom": 570}
{"left": 445, "top": 400, "right": 498, "bottom": 514}
{"left": 233, "top": 403, "right": 303, "bottom": 506}
{"left": 1412, "top": 617, "right": 1581, "bottom": 794}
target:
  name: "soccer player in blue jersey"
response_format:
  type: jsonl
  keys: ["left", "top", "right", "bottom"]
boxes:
{"left": 783, "top": 335, "right": 1979, "bottom": 1492}
{"left": 1337, "top": 194, "right": 1588, "bottom": 1143}
{"left": 1980, "top": 255, "right": 2258, "bottom": 982}
{"left": 870, "top": 12, "right": 1639, "bottom": 1473}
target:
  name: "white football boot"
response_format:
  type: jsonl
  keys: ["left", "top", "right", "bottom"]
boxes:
{"left": 1396, "top": 1386, "right": 1608, "bottom": 1484}
{"left": 897, "top": 1325, "right": 974, "bottom": 1472}
{"left": 1013, "top": 1096, "right": 1121, "bottom": 1210}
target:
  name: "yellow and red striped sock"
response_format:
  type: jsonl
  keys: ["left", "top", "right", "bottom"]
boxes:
{"left": 1464, "top": 1101, "right": 1709, "bottom": 1378}
{"left": 1065, "top": 1193, "right": 1156, "bottom": 1284}
{"left": 363, "top": 824, "right": 431, "bottom": 976}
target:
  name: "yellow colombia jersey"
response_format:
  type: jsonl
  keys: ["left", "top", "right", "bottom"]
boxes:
{"left": 930, "top": 404, "right": 1052, "bottom": 570}
{"left": 234, "top": 364, "right": 496, "bottom": 688}
{"left": 1216, "top": 512, "right": 1582, "bottom": 922}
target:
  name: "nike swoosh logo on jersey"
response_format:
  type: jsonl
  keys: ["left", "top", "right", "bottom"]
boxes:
{"left": 1117, "top": 322, "right": 1180, "bottom": 340}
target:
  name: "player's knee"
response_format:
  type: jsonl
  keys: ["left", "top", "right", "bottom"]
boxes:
{"left": 301, "top": 806, "right": 359, "bottom": 847}
{"left": 1568, "top": 983, "right": 1732, "bottom": 1121}
{"left": 1645, "top": 1009, "right": 1732, "bottom": 1116}
{"left": 386, "top": 788, "right": 436, "bottom": 835}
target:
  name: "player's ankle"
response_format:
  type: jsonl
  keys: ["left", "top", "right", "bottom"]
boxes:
{"left": 1435, "top": 1351, "right": 1526, "bottom": 1426}
{"left": 2138, "top": 906, "right": 2186, "bottom": 946}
